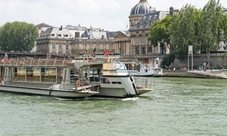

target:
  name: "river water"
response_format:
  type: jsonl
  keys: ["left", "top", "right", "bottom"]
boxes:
{"left": 0, "top": 77, "right": 227, "bottom": 136}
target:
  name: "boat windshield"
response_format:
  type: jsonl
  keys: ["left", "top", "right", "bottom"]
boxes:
{"left": 113, "top": 62, "right": 128, "bottom": 76}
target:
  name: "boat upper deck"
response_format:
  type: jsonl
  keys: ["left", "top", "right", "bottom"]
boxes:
{"left": 0, "top": 56, "right": 121, "bottom": 68}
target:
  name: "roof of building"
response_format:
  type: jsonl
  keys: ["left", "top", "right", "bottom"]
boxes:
{"left": 130, "top": 0, "right": 155, "bottom": 16}
{"left": 36, "top": 23, "right": 53, "bottom": 28}
{"left": 114, "top": 31, "right": 130, "bottom": 38}
{"left": 38, "top": 27, "right": 73, "bottom": 39}
{"left": 81, "top": 29, "right": 117, "bottom": 39}
{"left": 131, "top": 11, "right": 169, "bottom": 30}
{"left": 65, "top": 25, "right": 87, "bottom": 31}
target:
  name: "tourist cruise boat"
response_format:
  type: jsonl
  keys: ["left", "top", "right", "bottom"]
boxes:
{"left": 0, "top": 56, "right": 153, "bottom": 98}
{"left": 0, "top": 57, "right": 98, "bottom": 98}
{"left": 69, "top": 56, "right": 153, "bottom": 97}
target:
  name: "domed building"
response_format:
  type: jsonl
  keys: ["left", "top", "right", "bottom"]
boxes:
{"left": 114, "top": 0, "right": 171, "bottom": 63}
{"left": 129, "top": 0, "right": 170, "bottom": 56}
{"left": 129, "top": 0, "right": 155, "bottom": 29}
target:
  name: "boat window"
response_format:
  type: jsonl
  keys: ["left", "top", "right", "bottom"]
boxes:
{"left": 17, "top": 67, "right": 26, "bottom": 81}
{"left": 70, "top": 69, "right": 78, "bottom": 83}
{"left": 44, "top": 68, "right": 56, "bottom": 82}
{"left": 33, "top": 67, "right": 41, "bottom": 82}
{"left": 57, "top": 68, "right": 63, "bottom": 84}
{"left": 13, "top": 67, "right": 17, "bottom": 81}
{"left": 112, "top": 82, "right": 122, "bottom": 84}
{"left": 26, "top": 67, "right": 33, "bottom": 81}
{"left": 4, "top": 68, "right": 8, "bottom": 81}
{"left": 47, "top": 68, "right": 57, "bottom": 82}
{"left": 114, "top": 62, "right": 128, "bottom": 75}
{"left": 102, "top": 78, "right": 110, "bottom": 84}
{"left": 41, "top": 68, "right": 45, "bottom": 82}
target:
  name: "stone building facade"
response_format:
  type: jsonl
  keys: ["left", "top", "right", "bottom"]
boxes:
{"left": 113, "top": 31, "right": 131, "bottom": 55}
{"left": 36, "top": 0, "right": 173, "bottom": 57}
{"left": 36, "top": 25, "right": 116, "bottom": 56}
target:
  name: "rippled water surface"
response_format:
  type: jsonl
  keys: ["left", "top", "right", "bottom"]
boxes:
{"left": 0, "top": 77, "right": 227, "bottom": 136}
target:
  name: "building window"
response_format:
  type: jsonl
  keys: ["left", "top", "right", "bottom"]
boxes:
{"left": 148, "top": 47, "right": 152, "bottom": 54}
{"left": 135, "top": 47, "right": 139, "bottom": 55}
{"left": 90, "top": 44, "right": 92, "bottom": 49}
{"left": 142, "top": 47, "right": 146, "bottom": 55}
{"left": 96, "top": 44, "right": 100, "bottom": 49}
{"left": 52, "top": 44, "right": 55, "bottom": 49}
{"left": 59, "top": 44, "right": 62, "bottom": 49}
{"left": 66, "top": 44, "right": 69, "bottom": 50}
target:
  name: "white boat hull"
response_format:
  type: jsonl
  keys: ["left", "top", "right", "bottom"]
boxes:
{"left": 0, "top": 85, "right": 97, "bottom": 98}
{"left": 93, "top": 76, "right": 137, "bottom": 98}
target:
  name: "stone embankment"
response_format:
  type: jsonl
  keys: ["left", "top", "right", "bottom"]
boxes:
{"left": 163, "top": 70, "right": 227, "bottom": 79}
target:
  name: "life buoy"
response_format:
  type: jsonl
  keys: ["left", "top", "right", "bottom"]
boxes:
{"left": 77, "top": 80, "right": 82, "bottom": 87}
{"left": 4, "top": 58, "right": 9, "bottom": 64}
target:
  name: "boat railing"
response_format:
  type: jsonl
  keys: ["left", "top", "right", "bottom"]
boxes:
{"left": 71, "top": 56, "right": 120, "bottom": 63}
{"left": 133, "top": 77, "right": 154, "bottom": 89}
{"left": 2, "top": 77, "right": 99, "bottom": 92}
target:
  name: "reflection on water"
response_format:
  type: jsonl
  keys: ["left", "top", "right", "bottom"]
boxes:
{"left": 0, "top": 77, "right": 227, "bottom": 136}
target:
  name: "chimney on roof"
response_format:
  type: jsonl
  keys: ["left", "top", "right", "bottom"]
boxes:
{"left": 169, "top": 7, "right": 174, "bottom": 16}
{"left": 75, "top": 32, "right": 80, "bottom": 38}
{"left": 59, "top": 25, "right": 63, "bottom": 31}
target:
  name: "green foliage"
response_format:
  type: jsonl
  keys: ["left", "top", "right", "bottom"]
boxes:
{"left": 198, "top": 0, "right": 222, "bottom": 54}
{"left": 224, "top": 51, "right": 227, "bottom": 60}
{"left": 0, "top": 21, "right": 38, "bottom": 52}
{"left": 148, "top": 0, "right": 226, "bottom": 66}
{"left": 149, "top": 16, "right": 172, "bottom": 46}
{"left": 169, "top": 4, "right": 201, "bottom": 60}
{"left": 93, "top": 47, "right": 96, "bottom": 53}
{"left": 218, "top": 11, "right": 227, "bottom": 42}
{"left": 161, "top": 53, "right": 175, "bottom": 67}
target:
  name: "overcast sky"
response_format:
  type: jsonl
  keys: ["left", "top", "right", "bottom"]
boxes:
{"left": 0, "top": 0, "right": 227, "bottom": 31}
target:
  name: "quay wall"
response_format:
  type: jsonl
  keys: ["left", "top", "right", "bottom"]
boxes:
{"left": 170, "top": 53, "right": 226, "bottom": 69}
{"left": 163, "top": 70, "right": 207, "bottom": 78}
{"left": 163, "top": 70, "right": 227, "bottom": 79}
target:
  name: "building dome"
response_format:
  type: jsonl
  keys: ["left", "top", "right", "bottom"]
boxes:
{"left": 130, "top": 0, "right": 155, "bottom": 16}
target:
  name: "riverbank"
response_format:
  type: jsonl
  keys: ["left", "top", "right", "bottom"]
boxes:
{"left": 163, "top": 69, "right": 227, "bottom": 79}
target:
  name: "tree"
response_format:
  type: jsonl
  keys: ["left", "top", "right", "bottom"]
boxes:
{"left": 218, "top": 9, "right": 227, "bottom": 44}
{"left": 169, "top": 4, "right": 201, "bottom": 60}
{"left": 0, "top": 21, "right": 38, "bottom": 52}
{"left": 148, "top": 16, "right": 173, "bottom": 55}
{"left": 198, "top": 0, "right": 222, "bottom": 65}
{"left": 149, "top": 16, "right": 172, "bottom": 47}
